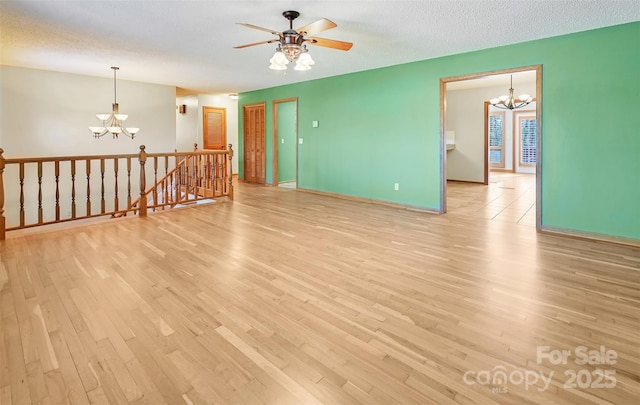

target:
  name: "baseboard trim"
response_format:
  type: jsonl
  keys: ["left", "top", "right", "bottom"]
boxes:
{"left": 297, "top": 188, "right": 440, "bottom": 214}
{"left": 540, "top": 225, "right": 640, "bottom": 248}
{"left": 446, "top": 179, "right": 485, "bottom": 184}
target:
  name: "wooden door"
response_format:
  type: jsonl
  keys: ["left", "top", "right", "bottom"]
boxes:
{"left": 243, "top": 103, "right": 266, "bottom": 183}
{"left": 203, "top": 106, "right": 226, "bottom": 150}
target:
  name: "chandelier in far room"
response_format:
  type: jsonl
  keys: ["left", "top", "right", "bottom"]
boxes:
{"left": 88, "top": 67, "right": 140, "bottom": 139}
{"left": 490, "top": 75, "right": 533, "bottom": 110}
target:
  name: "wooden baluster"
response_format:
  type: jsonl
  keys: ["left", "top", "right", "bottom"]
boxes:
{"left": 175, "top": 154, "right": 180, "bottom": 204}
{"left": 228, "top": 144, "right": 234, "bottom": 200}
{"left": 153, "top": 156, "right": 158, "bottom": 211}
{"left": 86, "top": 159, "right": 91, "bottom": 216}
{"left": 100, "top": 158, "right": 106, "bottom": 214}
{"left": 163, "top": 155, "right": 169, "bottom": 210}
{"left": 186, "top": 154, "right": 191, "bottom": 201}
{"left": 127, "top": 157, "right": 132, "bottom": 210}
{"left": 114, "top": 158, "right": 119, "bottom": 213}
{"left": 214, "top": 154, "right": 220, "bottom": 195}
{"left": 0, "top": 148, "right": 5, "bottom": 240}
{"left": 138, "top": 145, "right": 147, "bottom": 217}
{"left": 71, "top": 160, "right": 76, "bottom": 219}
{"left": 191, "top": 146, "right": 197, "bottom": 199}
{"left": 55, "top": 161, "right": 60, "bottom": 221}
{"left": 218, "top": 154, "right": 224, "bottom": 195}
{"left": 207, "top": 154, "right": 212, "bottom": 195}
{"left": 37, "top": 162, "right": 43, "bottom": 224}
{"left": 196, "top": 154, "right": 202, "bottom": 198}
{"left": 19, "top": 163, "right": 25, "bottom": 227}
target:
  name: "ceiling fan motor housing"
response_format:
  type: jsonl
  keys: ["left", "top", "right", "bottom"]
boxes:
{"left": 282, "top": 10, "right": 300, "bottom": 22}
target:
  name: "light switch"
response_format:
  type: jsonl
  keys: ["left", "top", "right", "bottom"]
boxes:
{"left": 298, "top": 138, "right": 303, "bottom": 144}
{"left": 312, "top": 120, "right": 319, "bottom": 128}
{"left": 281, "top": 139, "right": 284, "bottom": 144}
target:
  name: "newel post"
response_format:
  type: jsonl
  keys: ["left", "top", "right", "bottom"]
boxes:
{"left": 138, "top": 145, "right": 148, "bottom": 217}
{"left": 0, "top": 148, "right": 5, "bottom": 240}
{"left": 227, "top": 144, "right": 234, "bottom": 200}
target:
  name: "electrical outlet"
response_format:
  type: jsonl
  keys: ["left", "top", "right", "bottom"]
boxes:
{"left": 394, "top": 183, "right": 399, "bottom": 191}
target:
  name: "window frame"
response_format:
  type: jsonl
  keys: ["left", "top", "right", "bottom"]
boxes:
{"left": 488, "top": 111, "right": 506, "bottom": 168}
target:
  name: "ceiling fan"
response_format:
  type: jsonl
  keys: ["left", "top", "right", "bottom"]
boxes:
{"left": 234, "top": 10, "right": 353, "bottom": 70}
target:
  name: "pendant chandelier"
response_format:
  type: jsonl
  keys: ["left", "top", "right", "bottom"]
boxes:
{"left": 88, "top": 67, "right": 140, "bottom": 139}
{"left": 490, "top": 75, "right": 532, "bottom": 110}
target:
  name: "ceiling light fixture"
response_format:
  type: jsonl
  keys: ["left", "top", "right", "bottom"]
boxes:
{"left": 89, "top": 66, "right": 140, "bottom": 139}
{"left": 490, "top": 75, "right": 532, "bottom": 110}
{"left": 269, "top": 44, "right": 315, "bottom": 71}
{"left": 268, "top": 11, "right": 316, "bottom": 71}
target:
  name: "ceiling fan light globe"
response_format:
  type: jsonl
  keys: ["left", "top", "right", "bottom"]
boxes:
{"left": 270, "top": 51, "right": 288, "bottom": 65}
{"left": 269, "top": 62, "right": 287, "bottom": 70}
{"left": 297, "top": 52, "right": 315, "bottom": 65}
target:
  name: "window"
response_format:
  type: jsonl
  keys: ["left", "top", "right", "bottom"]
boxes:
{"left": 518, "top": 116, "right": 537, "bottom": 166}
{"left": 489, "top": 111, "right": 505, "bottom": 168}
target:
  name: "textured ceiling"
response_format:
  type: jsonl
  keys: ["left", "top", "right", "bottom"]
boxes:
{"left": 1, "top": 1, "right": 638, "bottom": 96}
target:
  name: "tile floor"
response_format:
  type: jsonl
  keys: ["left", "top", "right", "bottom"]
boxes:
{"left": 446, "top": 172, "right": 536, "bottom": 226}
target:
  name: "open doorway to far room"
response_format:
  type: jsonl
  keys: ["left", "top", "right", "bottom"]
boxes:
{"left": 440, "top": 66, "right": 541, "bottom": 228}
{"left": 273, "top": 98, "right": 298, "bottom": 188}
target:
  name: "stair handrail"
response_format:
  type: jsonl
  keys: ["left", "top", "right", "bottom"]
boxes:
{"left": 0, "top": 144, "right": 234, "bottom": 240}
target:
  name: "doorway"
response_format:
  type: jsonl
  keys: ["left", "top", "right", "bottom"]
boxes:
{"left": 272, "top": 98, "right": 298, "bottom": 188}
{"left": 440, "top": 66, "right": 542, "bottom": 228}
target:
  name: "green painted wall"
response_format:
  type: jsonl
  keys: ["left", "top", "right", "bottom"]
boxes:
{"left": 277, "top": 101, "right": 297, "bottom": 183}
{"left": 239, "top": 22, "right": 640, "bottom": 240}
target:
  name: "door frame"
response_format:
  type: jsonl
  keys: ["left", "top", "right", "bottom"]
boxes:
{"left": 439, "top": 64, "right": 543, "bottom": 229}
{"left": 272, "top": 98, "right": 299, "bottom": 186}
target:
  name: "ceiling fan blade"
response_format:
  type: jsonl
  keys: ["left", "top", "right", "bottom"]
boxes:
{"left": 234, "top": 39, "right": 278, "bottom": 49}
{"left": 306, "top": 37, "right": 353, "bottom": 51}
{"left": 296, "top": 18, "right": 337, "bottom": 37}
{"left": 236, "top": 23, "right": 281, "bottom": 36}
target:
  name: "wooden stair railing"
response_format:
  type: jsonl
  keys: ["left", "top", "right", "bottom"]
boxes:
{"left": 118, "top": 143, "right": 233, "bottom": 216}
{"left": 0, "top": 144, "right": 234, "bottom": 240}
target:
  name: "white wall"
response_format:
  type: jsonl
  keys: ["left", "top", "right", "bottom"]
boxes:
{"left": 0, "top": 67, "right": 238, "bottom": 228}
{"left": 176, "top": 95, "right": 199, "bottom": 152}
{"left": 0, "top": 66, "right": 176, "bottom": 158}
{"left": 446, "top": 82, "right": 536, "bottom": 182}
{"left": 0, "top": 66, "right": 178, "bottom": 227}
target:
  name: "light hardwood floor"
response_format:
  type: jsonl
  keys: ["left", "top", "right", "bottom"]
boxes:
{"left": 447, "top": 172, "right": 536, "bottom": 226}
{"left": 1, "top": 182, "right": 639, "bottom": 404}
